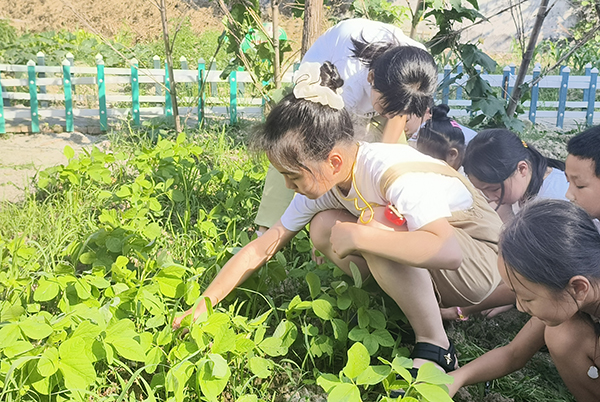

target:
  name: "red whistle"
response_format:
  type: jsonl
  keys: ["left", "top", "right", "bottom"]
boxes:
{"left": 385, "top": 203, "right": 406, "bottom": 226}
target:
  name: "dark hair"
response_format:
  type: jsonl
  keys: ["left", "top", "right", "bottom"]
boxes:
{"left": 500, "top": 199, "right": 600, "bottom": 291}
{"left": 249, "top": 61, "right": 354, "bottom": 173}
{"left": 567, "top": 125, "right": 600, "bottom": 177}
{"left": 351, "top": 36, "right": 437, "bottom": 118}
{"left": 463, "top": 129, "right": 566, "bottom": 204}
{"left": 417, "top": 104, "right": 465, "bottom": 162}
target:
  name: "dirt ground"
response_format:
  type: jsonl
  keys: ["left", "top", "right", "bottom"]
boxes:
{"left": 0, "top": 131, "right": 107, "bottom": 203}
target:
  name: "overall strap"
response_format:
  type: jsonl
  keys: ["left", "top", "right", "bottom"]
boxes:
{"left": 380, "top": 161, "right": 478, "bottom": 199}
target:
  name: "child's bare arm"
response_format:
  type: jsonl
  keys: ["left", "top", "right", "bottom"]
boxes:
{"left": 381, "top": 115, "right": 407, "bottom": 144}
{"left": 448, "top": 317, "right": 546, "bottom": 396}
{"left": 330, "top": 216, "right": 462, "bottom": 270}
{"left": 172, "top": 220, "right": 297, "bottom": 329}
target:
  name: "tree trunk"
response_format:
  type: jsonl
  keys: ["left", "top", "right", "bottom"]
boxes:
{"left": 410, "top": 0, "right": 424, "bottom": 39}
{"left": 301, "top": 0, "right": 323, "bottom": 58}
{"left": 272, "top": 0, "right": 281, "bottom": 88}
{"left": 506, "top": 0, "right": 550, "bottom": 118}
{"left": 159, "top": 0, "right": 181, "bottom": 132}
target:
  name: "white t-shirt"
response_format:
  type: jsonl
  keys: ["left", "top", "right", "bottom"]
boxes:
{"left": 302, "top": 19, "right": 425, "bottom": 118}
{"left": 512, "top": 168, "right": 569, "bottom": 214}
{"left": 280, "top": 142, "right": 473, "bottom": 232}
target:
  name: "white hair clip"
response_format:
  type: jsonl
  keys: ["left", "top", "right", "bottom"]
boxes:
{"left": 292, "top": 62, "right": 344, "bottom": 110}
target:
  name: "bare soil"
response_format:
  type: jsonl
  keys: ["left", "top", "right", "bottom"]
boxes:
{"left": 0, "top": 131, "right": 107, "bottom": 203}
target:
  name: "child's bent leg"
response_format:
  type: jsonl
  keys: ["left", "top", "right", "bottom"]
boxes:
{"left": 310, "top": 210, "right": 370, "bottom": 280}
{"left": 545, "top": 314, "right": 600, "bottom": 402}
{"left": 359, "top": 209, "right": 452, "bottom": 366}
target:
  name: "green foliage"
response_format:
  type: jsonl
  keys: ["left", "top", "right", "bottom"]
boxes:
{"left": 0, "top": 21, "right": 227, "bottom": 68}
{"left": 349, "top": 0, "right": 411, "bottom": 25}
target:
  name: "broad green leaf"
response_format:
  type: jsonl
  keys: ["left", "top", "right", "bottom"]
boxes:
{"left": 212, "top": 326, "right": 236, "bottom": 355}
{"left": 19, "top": 318, "right": 53, "bottom": 340}
{"left": 312, "top": 299, "right": 335, "bottom": 320}
{"left": 343, "top": 342, "right": 370, "bottom": 379}
{"left": 348, "top": 327, "right": 368, "bottom": 342}
{"left": 114, "top": 255, "right": 129, "bottom": 268}
{"left": 413, "top": 383, "right": 453, "bottom": 402}
{"left": 328, "top": 383, "right": 361, "bottom": 402}
{"left": 366, "top": 309, "right": 386, "bottom": 329}
{"left": 357, "top": 307, "right": 369, "bottom": 328}
{"left": 337, "top": 293, "right": 352, "bottom": 310}
{"left": 146, "top": 315, "right": 165, "bottom": 329}
{"left": 348, "top": 262, "right": 362, "bottom": 288}
{"left": 356, "top": 365, "right": 391, "bottom": 385}
{"left": 0, "top": 323, "right": 22, "bottom": 349}
{"left": 272, "top": 319, "right": 297, "bottom": 348}
{"left": 415, "top": 362, "right": 454, "bottom": 385}
{"left": 64, "top": 145, "right": 75, "bottom": 159}
{"left": 305, "top": 271, "right": 321, "bottom": 299}
{"left": 331, "top": 319, "right": 348, "bottom": 342}
{"left": 249, "top": 356, "right": 272, "bottom": 378}
{"left": 145, "top": 346, "right": 163, "bottom": 373}
{"left": 259, "top": 337, "right": 286, "bottom": 357}
{"left": 79, "top": 252, "right": 96, "bottom": 265}
{"left": 107, "top": 336, "right": 146, "bottom": 362}
{"left": 171, "top": 189, "right": 186, "bottom": 202}
{"left": 144, "top": 222, "right": 162, "bottom": 239}
{"left": 34, "top": 278, "right": 60, "bottom": 302}
{"left": 155, "top": 266, "right": 185, "bottom": 298}
{"left": 198, "top": 359, "right": 231, "bottom": 402}
{"left": 316, "top": 373, "right": 341, "bottom": 393}
{"left": 167, "top": 361, "right": 194, "bottom": 401}
{"left": 3, "top": 340, "right": 34, "bottom": 357}
{"left": 208, "top": 353, "right": 229, "bottom": 378}
{"left": 37, "top": 347, "right": 59, "bottom": 376}
{"left": 58, "top": 337, "right": 96, "bottom": 390}
{"left": 183, "top": 281, "right": 200, "bottom": 305}
{"left": 371, "top": 329, "right": 395, "bottom": 347}
{"left": 362, "top": 334, "right": 379, "bottom": 355}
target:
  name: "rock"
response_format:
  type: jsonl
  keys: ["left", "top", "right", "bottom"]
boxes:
{"left": 52, "top": 124, "right": 64, "bottom": 133}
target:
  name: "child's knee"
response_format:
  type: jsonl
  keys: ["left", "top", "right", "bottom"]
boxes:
{"left": 309, "top": 210, "right": 354, "bottom": 251}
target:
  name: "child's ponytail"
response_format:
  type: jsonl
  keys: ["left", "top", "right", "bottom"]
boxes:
{"left": 464, "top": 129, "right": 565, "bottom": 203}
{"left": 417, "top": 104, "right": 465, "bottom": 162}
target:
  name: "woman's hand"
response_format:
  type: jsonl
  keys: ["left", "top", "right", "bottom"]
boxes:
{"left": 329, "top": 220, "right": 360, "bottom": 259}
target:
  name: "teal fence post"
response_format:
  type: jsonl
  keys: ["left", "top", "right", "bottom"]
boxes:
{"left": 507, "top": 63, "right": 516, "bottom": 96}
{"left": 529, "top": 63, "right": 541, "bottom": 125}
{"left": 66, "top": 52, "right": 75, "bottom": 94}
{"left": 442, "top": 64, "right": 451, "bottom": 104}
{"left": 502, "top": 65, "right": 511, "bottom": 99}
{"left": 131, "top": 58, "right": 140, "bottom": 126}
{"left": 96, "top": 54, "right": 107, "bottom": 132}
{"left": 165, "top": 62, "right": 173, "bottom": 116}
{"left": 37, "top": 51, "right": 48, "bottom": 108}
{"left": 229, "top": 69, "right": 237, "bottom": 125}
{"left": 210, "top": 61, "right": 217, "bottom": 96}
{"left": 456, "top": 62, "right": 463, "bottom": 100}
{"left": 557, "top": 66, "right": 570, "bottom": 128}
{"left": 62, "top": 59, "right": 74, "bottom": 132}
{"left": 27, "top": 60, "right": 40, "bottom": 133}
{"left": 0, "top": 73, "right": 5, "bottom": 134}
{"left": 153, "top": 55, "right": 161, "bottom": 96}
{"left": 586, "top": 67, "right": 598, "bottom": 128}
{"left": 198, "top": 57, "right": 205, "bottom": 126}
{"left": 583, "top": 63, "right": 592, "bottom": 102}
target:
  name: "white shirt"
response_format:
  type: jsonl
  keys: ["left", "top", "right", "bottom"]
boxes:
{"left": 280, "top": 142, "right": 473, "bottom": 232}
{"left": 302, "top": 19, "right": 425, "bottom": 118}
{"left": 512, "top": 168, "right": 569, "bottom": 214}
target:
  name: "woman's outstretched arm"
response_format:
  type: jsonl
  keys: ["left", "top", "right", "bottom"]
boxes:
{"left": 172, "top": 220, "right": 297, "bottom": 329}
{"left": 448, "top": 317, "right": 546, "bottom": 396}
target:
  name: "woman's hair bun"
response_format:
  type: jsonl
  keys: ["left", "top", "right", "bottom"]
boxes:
{"left": 431, "top": 104, "right": 450, "bottom": 120}
{"left": 320, "top": 61, "right": 344, "bottom": 92}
